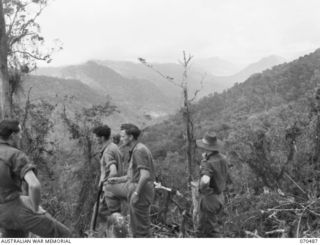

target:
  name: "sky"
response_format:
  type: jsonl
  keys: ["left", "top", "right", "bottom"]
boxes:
{"left": 37, "top": 0, "right": 320, "bottom": 67}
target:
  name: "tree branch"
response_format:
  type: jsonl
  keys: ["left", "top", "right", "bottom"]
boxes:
{"left": 6, "top": 3, "right": 21, "bottom": 37}
{"left": 8, "top": 2, "right": 47, "bottom": 47}
{"left": 284, "top": 173, "right": 307, "bottom": 194}
{"left": 10, "top": 50, "right": 48, "bottom": 61}
{"left": 189, "top": 73, "right": 206, "bottom": 102}
{"left": 138, "top": 57, "right": 182, "bottom": 88}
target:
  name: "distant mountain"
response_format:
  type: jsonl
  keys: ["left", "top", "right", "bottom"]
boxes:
{"left": 35, "top": 61, "right": 177, "bottom": 119}
{"left": 95, "top": 60, "right": 240, "bottom": 102}
{"left": 234, "top": 55, "right": 286, "bottom": 81}
{"left": 94, "top": 60, "right": 182, "bottom": 102}
{"left": 96, "top": 56, "right": 287, "bottom": 98}
{"left": 142, "top": 48, "right": 320, "bottom": 160}
{"left": 34, "top": 55, "right": 288, "bottom": 119}
{"left": 23, "top": 75, "right": 105, "bottom": 107}
{"left": 214, "top": 55, "right": 287, "bottom": 89}
{"left": 20, "top": 75, "right": 147, "bottom": 128}
{"left": 193, "top": 53, "right": 314, "bottom": 127}
{"left": 193, "top": 57, "right": 242, "bottom": 76}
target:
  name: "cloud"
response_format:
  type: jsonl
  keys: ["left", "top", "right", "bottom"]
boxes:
{"left": 38, "top": 0, "right": 320, "bottom": 66}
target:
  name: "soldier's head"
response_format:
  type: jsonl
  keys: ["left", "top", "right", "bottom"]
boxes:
{"left": 92, "top": 125, "right": 111, "bottom": 145}
{"left": 112, "top": 133, "right": 121, "bottom": 145}
{"left": 120, "top": 123, "right": 140, "bottom": 147}
{"left": 0, "top": 120, "right": 22, "bottom": 147}
{"left": 196, "top": 131, "right": 224, "bottom": 154}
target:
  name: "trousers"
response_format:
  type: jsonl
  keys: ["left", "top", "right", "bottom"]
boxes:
{"left": 196, "top": 188, "right": 224, "bottom": 238}
{"left": 0, "top": 196, "right": 71, "bottom": 238}
{"left": 104, "top": 181, "right": 154, "bottom": 237}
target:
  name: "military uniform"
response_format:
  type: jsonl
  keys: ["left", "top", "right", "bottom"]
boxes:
{"left": 0, "top": 140, "right": 70, "bottom": 237}
{"left": 98, "top": 141, "right": 123, "bottom": 218}
{"left": 197, "top": 152, "right": 228, "bottom": 237}
{"left": 105, "top": 142, "right": 155, "bottom": 237}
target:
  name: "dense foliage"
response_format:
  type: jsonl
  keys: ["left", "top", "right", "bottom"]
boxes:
{"left": 141, "top": 49, "right": 320, "bottom": 237}
{"left": 9, "top": 48, "right": 320, "bottom": 237}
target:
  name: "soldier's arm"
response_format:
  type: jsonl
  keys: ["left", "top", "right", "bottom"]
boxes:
{"left": 199, "top": 159, "right": 213, "bottom": 190}
{"left": 99, "top": 161, "right": 106, "bottom": 185}
{"left": 24, "top": 170, "right": 41, "bottom": 212}
{"left": 104, "top": 148, "right": 119, "bottom": 179}
{"left": 12, "top": 151, "right": 43, "bottom": 213}
{"left": 108, "top": 164, "right": 117, "bottom": 178}
{"left": 107, "top": 175, "right": 128, "bottom": 184}
{"left": 135, "top": 169, "right": 150, "bottom": 196}
{"left": 133, "top": 148, "right": 151, "bottom": 196}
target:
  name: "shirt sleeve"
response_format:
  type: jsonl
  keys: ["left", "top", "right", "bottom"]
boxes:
{"left": 103, "top": 146, "right": 119, "bottom": 170}
{"left": 11, "top": 150, "right": 37, "bottom": 180}
{"left": 133, "top": 148, "right": 150, "bottom": 171}
{"left": 200, "top": 159, "right": 214, "bottom": 177}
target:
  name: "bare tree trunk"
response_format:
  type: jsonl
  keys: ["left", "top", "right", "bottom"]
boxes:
{"left": 138, "top": 52, "right": 197, "bottom": 189}
{"left": 183, "top": 87, "right": 193, "bottom": 185}
{"left": 0, "top": 0, "right": 10, "bottom": 119}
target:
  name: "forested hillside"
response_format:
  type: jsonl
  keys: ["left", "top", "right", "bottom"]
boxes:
{"left": 35, "top": 56, "right": 285, "bottom": 113}
{"left": 34, "top": 61, "right": 177, "bottom": 118}
{"left": 98, "top": 57, "right": 286, "bottom": 100}
{"left": 144, "top": 49, "right": 320, "bottom": 156}
{"left": 10, "top": 73, "right": 165, "bottom": 237}
{"left": 140, "top": 48, "right": 320, "bottom": 237}
{"left": 21, "top": 75, "right": 149, "bottom": 128}
{"left": 2, "top": 0, "right": 320, "bottom": 239}
{"left": 12, "top": 48, "right": 320, "bottom": 238}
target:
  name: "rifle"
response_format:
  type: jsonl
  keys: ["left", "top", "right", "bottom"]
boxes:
{"left": 89, "top": 182, "right": 104, "bottom": 233}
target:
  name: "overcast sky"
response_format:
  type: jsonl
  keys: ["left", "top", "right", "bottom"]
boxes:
{"left": 37, "top": 0, "right": 320, "bottom": 66}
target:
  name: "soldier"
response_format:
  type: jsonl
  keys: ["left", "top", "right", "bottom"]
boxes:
{"left": 105, "top": 123, "right": 155, "bottom": 237}
{"left": 195, "top": 131, "right": 229, "bottom": 237}
{"left": 92, "top": 125, "right": 122, "bottom": 220}
{"left": 0, "top": 120, "right": 71, "bottom": 237}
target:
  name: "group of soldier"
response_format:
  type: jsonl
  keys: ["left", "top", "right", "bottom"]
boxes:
{"left": 0, "top": 119, "right": 229, "bottom": 238}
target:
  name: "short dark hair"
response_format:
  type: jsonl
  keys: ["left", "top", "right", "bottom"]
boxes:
{"left": 120, "top": 123, "right": 141, "bottom": 140}
{"left": 112, "top": 134, "right": 121, "bottom": 145}
{"left": 92, "top": 125, "right": 111, "bottom": 140}
{"left": 0, "top": 120, "right": 20, "bottom": 140}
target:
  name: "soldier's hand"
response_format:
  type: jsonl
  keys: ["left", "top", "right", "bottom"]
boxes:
{"left": 107, "top": 177, "right": 118, "bottom": 184}
{"left": 131, "top": 191, "right": 139, "bottom": 204}
{"left": 201, "top": 153, "right": 207, "bottom": 160}
{"left": 199, "top": 175, "right": 210, "bottom": 190}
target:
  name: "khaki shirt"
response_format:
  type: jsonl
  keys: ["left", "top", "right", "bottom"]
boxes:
{"left": 127, "top": 142, "right": 155, "bottom": 183}
{"left": 100, "top": 141, "right": 123, "bottom": 177}
{"left": 0, "top": 140, "right": 36, "bottom": 203}
{"left": 200, "top": 152, "right": 228, "bottom": 194}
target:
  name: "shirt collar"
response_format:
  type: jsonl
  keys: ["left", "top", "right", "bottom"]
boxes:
{"left": 100, "top": 139, "right": 112, "bottom": 154}
{"left": 128, "top": 141, "right": 139, "bottom": 162}
{"left": 129, "top": 141, "right": 139, "bottom": 154}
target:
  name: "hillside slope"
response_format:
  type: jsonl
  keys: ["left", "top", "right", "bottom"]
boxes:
{"left": 20, "top": 75, "right": 149, "bottom": 129}
{"left": 142, "top": 49, "right": 320, "bottom": 159}
{"left": 34, "top": 61, "right": 177, "bottom": 117}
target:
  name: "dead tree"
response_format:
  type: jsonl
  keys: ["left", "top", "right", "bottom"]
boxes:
{"left": 139, "top": 51, "right": 204, "bottom": 187}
